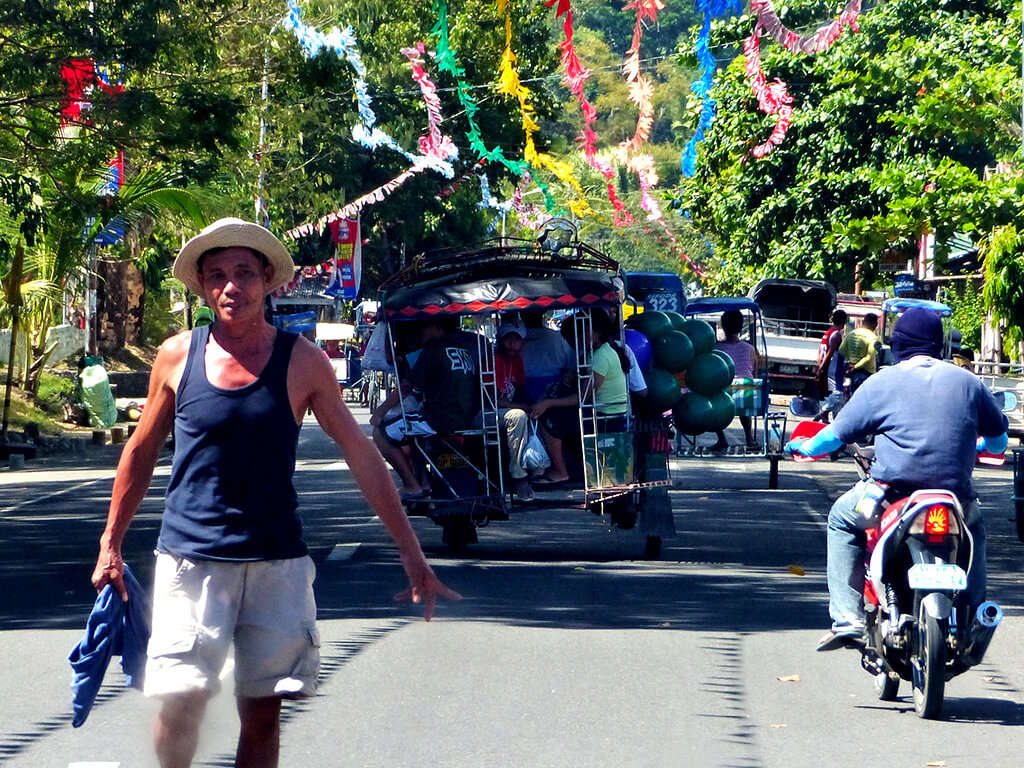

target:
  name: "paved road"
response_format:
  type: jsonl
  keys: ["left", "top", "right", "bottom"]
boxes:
{"left": 1, "top": 409, "right": 1023, "bottom": 767}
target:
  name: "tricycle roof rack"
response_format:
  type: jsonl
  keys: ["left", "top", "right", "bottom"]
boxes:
{"left": 380, "top": 235, "right": 619, "bottom": 293}
{"left": 379, "top": 230, "right": 624, "bottom": 320}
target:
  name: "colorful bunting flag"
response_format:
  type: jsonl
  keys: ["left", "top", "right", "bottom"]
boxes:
{"left": 547, "top": 0, "right": 633, "bottom": 226}
{"left": 680, "top": 0, "right": 742, "bottom": 178}
{"left": 495, "top": 11, "right": 590, "bottom": 218}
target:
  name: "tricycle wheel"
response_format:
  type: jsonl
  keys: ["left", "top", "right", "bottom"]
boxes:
{"left": 644, "top": 536, "right": 662, "bottom": 560}
{"left": 442, "top": 518, "right": 476, "bottom": 555}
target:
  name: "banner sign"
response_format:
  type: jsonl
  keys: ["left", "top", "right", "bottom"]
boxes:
{"left": 325, "top": 217, "right": 361, "bottom": 300}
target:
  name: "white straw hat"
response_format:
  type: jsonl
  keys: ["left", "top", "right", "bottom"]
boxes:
{"left": 173, "top": 217, "right": 296, "bottom": 296}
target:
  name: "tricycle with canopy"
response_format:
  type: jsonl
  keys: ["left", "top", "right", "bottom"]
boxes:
{"left": 377, "top": 221, "right": 675, "bottom": 554}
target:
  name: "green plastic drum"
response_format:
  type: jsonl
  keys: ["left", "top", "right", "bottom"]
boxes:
{"left": 645, "top": 367, "right": 683, "bottom": 410}
{"left": 686, "top": 352, "right": 732, "bottom": 396}
{"left": 653, "top": 330, "right": 695, "bottom": 373}
{"left": 626, "top": 310, "right": 673, "bottom": 342}
{"left": 663, "top": 310, "right": 687, "bottom": 332}
{"left": 680, "top": 318, "right": 716, "bottom": 354}
{"left": 705, "top": 390, "right": 736, "bottom": 432}
{"left": 672, "top": 392, "right": 713, "bottom": 435}
{"left": 711, "top": 349, "right": 736, "bottom": 380}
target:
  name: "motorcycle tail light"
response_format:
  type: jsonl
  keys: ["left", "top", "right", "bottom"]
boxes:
{"left": 909, "top": 505, "right": 959, "bottom": 541}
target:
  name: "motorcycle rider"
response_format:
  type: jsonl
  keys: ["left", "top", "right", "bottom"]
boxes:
{"left": 787, "top": 308, "right": 1008, "bottom": 651}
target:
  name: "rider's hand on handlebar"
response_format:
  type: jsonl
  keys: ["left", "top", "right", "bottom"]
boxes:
{"left": 784, "top": 439, "right": 808, "bottom": 456}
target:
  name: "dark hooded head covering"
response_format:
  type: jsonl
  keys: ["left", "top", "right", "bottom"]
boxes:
{"left": 891, "top": 307, "right": 943, "bottom": 362}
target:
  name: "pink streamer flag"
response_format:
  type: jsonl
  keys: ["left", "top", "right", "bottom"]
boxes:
{"left": 547, "top": 0, "right": 633, "bottom": 226}
{"left": 286, "top": 43, "right": 456, "bottom": 239}
{"left": 743, "top": 0, "right": 862, "bottom": 158}
{"left": 751, "top": 0, "right": 861, "bottom": 55}
{"left": 743, "top": 29, "right": 794, "bottom": 158}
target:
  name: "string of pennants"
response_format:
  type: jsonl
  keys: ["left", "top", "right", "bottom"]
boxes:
{"left": 280, "top": 0, "right": 864, "bottom": 275}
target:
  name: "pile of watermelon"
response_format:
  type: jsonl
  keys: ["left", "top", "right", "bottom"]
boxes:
{"left": 624, "top": 310, "right": 735, "bottom": 435}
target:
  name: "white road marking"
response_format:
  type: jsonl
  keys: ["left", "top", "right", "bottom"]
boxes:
{"left": 326, "top": 543, "right": 361, "bottom": 561}
{"left": 0, "top": 466, "right": 171, "bottom": 514}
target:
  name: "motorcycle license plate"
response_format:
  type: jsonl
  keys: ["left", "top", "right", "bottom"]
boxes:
{"left": 908, "top": 564, "right": 967, "bottom": 591}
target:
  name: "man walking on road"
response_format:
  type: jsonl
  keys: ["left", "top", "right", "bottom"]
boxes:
{"left": 90, "top": 217, "right": 459, "bottom": 768}
{"left": 838, "top": 312, "right": 879, "bottom": 396}
{"left": 814, "top": 309, "right": 847, "bottom": 422}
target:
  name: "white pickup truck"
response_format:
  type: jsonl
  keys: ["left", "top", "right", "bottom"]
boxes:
{"left": 750, "top": 279, "right": 838, "bottom": 394}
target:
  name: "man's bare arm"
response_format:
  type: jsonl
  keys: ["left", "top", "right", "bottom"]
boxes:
{"left": 91, "top": 334, "right": 184, "bottom": 598}
{"left": 294, "top": 340, "right": 460, "bottom": 619}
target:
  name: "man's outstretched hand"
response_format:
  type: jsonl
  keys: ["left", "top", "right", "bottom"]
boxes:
{"left": 394, "top": 559, "right": 461, "bottom": 621}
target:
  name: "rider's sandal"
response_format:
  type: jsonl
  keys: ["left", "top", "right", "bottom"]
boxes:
{"left": 816, "top": 629, "right": 866, "bottom": 652}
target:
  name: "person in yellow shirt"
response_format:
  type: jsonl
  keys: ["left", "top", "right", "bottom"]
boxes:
{"left": 838, "top": 313, "right": 879, "bottom": 395}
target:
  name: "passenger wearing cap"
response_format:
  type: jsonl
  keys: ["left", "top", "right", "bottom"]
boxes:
{"left": 493, "top": 321, "right": 534, "bottom": 500}
{"left": 89, "top": 217, "right": 459, "bottom": 767}
{"left": 787, "top": 307, "right": 1008, "bottom": 652}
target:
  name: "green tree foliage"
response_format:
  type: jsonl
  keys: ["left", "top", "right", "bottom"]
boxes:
{"left": 676, "top": 0, "right": 1021, "bottom": 295}
{"left": 942, "top": 278, "right": 985, "bottom": 351}
{"left": 0, "top": 0, "right": 259, "bottom": 261}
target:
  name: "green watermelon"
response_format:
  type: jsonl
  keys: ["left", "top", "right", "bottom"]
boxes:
{"left": 672, "top": 392, "right": 713, "bottom": 435}
{"left": 653, "top": 330, "right": 695, "bottom": 373}
{"left": 711, "top": 349, "right": 736, "bottom": 380}
{"left": 686, "top": 352, "right": 732, "bottom": 396}
{"left": 663, "top": 310, "right": 687, "bottom": 332}
{"left": 705, "top": 390, "right": 736, "bottom": 432}
{"left": 645, "top": 367, "right": 683, "bottom": 410}
{"left": 625, "top": 310, "right": 672, "bottom": 342}
{"left": 680, "top": 318, "right": 716, "bottom": 354}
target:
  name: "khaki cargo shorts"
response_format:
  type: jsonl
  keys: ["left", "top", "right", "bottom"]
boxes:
{"left": 144, "top": 553, "right": 319, "bottom": 699}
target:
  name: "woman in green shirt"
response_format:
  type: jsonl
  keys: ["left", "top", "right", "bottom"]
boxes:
{"left": 590, "top": 310, "right": 630, "bottom": 432}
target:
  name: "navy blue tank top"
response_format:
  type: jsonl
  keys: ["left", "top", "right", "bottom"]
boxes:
{"left": 158, "top": 325, "right": 306, "bottom": 561}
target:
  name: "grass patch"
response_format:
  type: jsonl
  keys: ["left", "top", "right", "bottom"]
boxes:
{"left": 0, "top": 370, "right": 78, "bottom": 435}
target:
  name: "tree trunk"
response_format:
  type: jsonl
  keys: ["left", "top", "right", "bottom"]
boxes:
{"left": 96, "top": 259, "right": 145, "bottom": 352}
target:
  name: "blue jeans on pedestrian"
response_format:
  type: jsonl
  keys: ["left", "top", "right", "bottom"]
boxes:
{"left": 826, "top": 481, "right": 987, "bottom": 631}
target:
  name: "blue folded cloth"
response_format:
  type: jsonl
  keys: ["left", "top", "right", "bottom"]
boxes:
{"left": 68, "top": 564, "right": 151, "bottom": 727}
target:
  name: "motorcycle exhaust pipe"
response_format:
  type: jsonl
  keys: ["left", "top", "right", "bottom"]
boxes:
{"left": 961, "top": 601, "right": 1003, "bottom": 668}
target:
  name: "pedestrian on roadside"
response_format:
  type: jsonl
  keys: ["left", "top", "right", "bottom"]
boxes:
{"left": 814, "top": 309, "right": 847, "bottom": 422}
{"left": 838, "top": 312, "right": 879, "bottom": 395}
{"left": 90, "top": 217, "right": 459, "bottom": 768}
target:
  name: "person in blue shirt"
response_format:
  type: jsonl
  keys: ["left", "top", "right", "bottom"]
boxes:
{"left": 788, "top": 308, "right": 1008, "bottom": 651}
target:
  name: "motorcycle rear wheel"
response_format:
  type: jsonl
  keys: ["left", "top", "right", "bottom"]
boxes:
{"left": 912, "top": 604, "right": 947, "bottom": 719}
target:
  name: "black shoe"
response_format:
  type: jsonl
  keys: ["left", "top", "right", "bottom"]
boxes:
{"left": 816, "top": 629, "right": 865, "bottom": 652}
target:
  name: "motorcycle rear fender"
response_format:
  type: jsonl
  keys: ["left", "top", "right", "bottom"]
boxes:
{"left": 868, "top": 490, "right": 972, "bottom": 606}
{"left": 920, "top": 592, "right": 953, "bottom": 621}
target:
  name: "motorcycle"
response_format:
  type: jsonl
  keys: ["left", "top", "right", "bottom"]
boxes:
{"left": 788, "top": 413, "right": 1008, "bottom": 719}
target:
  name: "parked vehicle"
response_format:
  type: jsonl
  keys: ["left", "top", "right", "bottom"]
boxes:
{"left": 788, "top": 416, "right": 1007, "bottom": 719}
{"left": 748, "top": 278, "right": 836, "bottom": 394}
{"left": 623, "top": 272, "right": 686, "bottom": 317}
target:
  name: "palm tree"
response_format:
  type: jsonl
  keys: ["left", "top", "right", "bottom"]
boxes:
{"left": 0, "top": 164, "right": 210, "bottom": 430}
